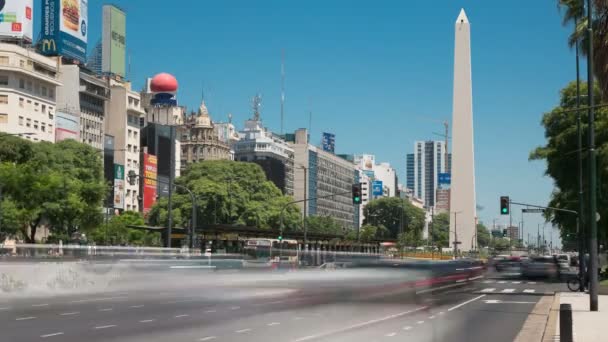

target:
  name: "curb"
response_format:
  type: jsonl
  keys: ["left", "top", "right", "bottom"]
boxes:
{"left": 541, "top": 292, "right": 561, "bottom": 342}
{"left": 514, "top": 293, "right": 555, "bottom": 342}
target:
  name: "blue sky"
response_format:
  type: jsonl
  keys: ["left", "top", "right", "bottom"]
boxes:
{"left": 34, "top": 0, "right": 577, "bottom": 246}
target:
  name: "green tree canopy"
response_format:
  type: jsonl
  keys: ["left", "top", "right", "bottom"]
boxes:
{"left": 148, "top": 161, "right": 301, "bottom": 231}
{"left": 305, "top": 215, "right": 343, "bottom": 236}
{"left": 90, "top": 211, "right": 160, "bottom": 246}
{"left": 362, "top": 197, "right": 425, "bottom": 239}
{"left": 431, "top": 212, "right": 450, "bottom": 248}
{"left": 477, "top": 222, "right": 491, "bottom": 248}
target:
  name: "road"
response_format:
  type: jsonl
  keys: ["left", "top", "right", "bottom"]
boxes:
{"left": 0, "top": 265, "right": 567, "bottom": 342}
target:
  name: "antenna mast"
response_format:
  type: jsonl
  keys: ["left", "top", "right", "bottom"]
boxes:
{"left": 280, "top": 49, "right": 285, "bottom": 135}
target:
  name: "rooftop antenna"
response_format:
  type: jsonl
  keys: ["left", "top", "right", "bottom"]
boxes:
{"left": 280, "top": 49, "right": 285, "bottom": 134}
{"left": 253, "top": 93, "right": 261, "bottom": 121}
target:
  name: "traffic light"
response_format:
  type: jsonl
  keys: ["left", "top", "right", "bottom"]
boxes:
{"left": 277, "top": 235, "right": 283, "bottom": 241}
{"left": 127, "top": 170, "right": 137, "bottom": 186}
{"left": 500, "top": 196, "right": 510, "bottom": 215}
{"left": 502, "top": 229, "right": 508, "bottom": 237}
{"left": 352, "top": 183, "right": 362, "bottom": 205}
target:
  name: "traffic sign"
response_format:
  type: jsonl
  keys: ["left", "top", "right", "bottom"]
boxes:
{"left": 522, "top": 208, "right": 545, "bottom": 213}
{"left": 372, "top": 180, "right": 383, "bottom": 196}
{"left": 438, "top": 173, "right": 451, "bottom": 185}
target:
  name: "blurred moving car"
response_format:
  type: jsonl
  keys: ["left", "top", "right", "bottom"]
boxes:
{"left": 522, "top": 256, "right": 559, "bottom": 279}
{"left": 494, "top": 256, "right": 523, "bottom": 274}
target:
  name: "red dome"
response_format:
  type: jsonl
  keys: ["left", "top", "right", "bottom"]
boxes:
{"left": 150, "top": 73, "right": 178, "bottom": 93}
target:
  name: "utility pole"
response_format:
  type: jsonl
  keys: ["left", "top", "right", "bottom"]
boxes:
{"left": 301, "top": 166, "right": 308, "bottom": 247}
{"left": 166, "top": 126, "right": 175, "bottom": 248}
{"left": 575, "top": 14, "right": 586, "bottom": 293}
{"left": 586, "top": 0, "right": 599, "bottom": 312}
{"left": 280, "top": 49, "right": 285, "bottom": 135}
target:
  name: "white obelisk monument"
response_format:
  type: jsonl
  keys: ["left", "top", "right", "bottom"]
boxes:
{"left": 449, "top": 9, "right": 476, "bottom": 253}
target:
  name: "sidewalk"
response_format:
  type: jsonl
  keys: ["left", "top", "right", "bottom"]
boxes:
{"left": 554, "top": 292, "right": 608, "bottom": 341}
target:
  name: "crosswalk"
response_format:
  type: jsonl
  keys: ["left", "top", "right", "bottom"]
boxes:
{"left": 481, "top": 280, "right": 537, "bottom": 285}
{"left": 480, "top": 288, "right": 537, "bottom": 294}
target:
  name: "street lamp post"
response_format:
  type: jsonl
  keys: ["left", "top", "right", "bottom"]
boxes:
{"left": 451, "top": 210, "right": 462, "bottom": 258}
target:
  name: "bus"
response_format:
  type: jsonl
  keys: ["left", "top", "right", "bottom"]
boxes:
{"left": 243, "top": 238, "right": 299, "bottom": 269}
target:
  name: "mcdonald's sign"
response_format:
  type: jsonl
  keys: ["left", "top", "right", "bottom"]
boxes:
{"left": 39, "top": 0, "right": 88, "bottom": 63}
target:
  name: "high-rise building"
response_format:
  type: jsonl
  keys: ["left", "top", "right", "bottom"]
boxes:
{"left": 234, "top": 95, "right": 294, "bottom": 195}
{"left": 353, "top": 154, "right": 397, "bottom": 198}
{"left": 87, "top": 41, "right": 103, "bottom": 75}
{"left": 406, "top": 141, "right": 450, "bottom": 208}
{"left": 289, "top": 128, "right": 356, "bottom": 230}
{"left": 179, "top": 100, "right": 232, "bottom": 168}
{"left": 0, "top": 43, "right": 60, "bottom": 142}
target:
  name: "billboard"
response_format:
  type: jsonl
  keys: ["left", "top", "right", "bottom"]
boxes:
{"left": 101, "top": 5, "right": 125, "bottom": 77}
{"left": 0, "top": 0, "right": 33, "bottom": 41}
{"left": 142, "top": 153, "right": 158, "bottom": 214}
{"left": 40, "top": 0, "right": 88, "bottom": 63}
{"left": 372, "top": 180, "right": 383, "bottom": 196}
{"left": 321, "top": 132, "right": 335, "bottom": 153}
{"left": 113, "top": 164, "right": 125, "bottom": 209}
{"left": 438, "top": 172, "right": 451, "bottom": 185}
{"left": 55, "top": 111, "right": 79, "bottom": 142}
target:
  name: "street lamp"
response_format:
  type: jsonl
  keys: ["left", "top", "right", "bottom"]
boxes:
{"left": 451, "top": 210, "right": 462, "bottom": 258}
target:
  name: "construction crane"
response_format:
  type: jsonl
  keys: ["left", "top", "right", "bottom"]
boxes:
{"left": 418, "top": 117, "right": 450, "bottom": 173}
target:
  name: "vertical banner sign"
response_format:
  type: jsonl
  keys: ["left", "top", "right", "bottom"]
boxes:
{"left": 143, "top": 154, "right": 158, "bottom": 214}
{"left": 40, "top": 0, "right": 88, "bottom": 63}
{"left": 372, "top": 180, "right": 383, "bottom": 196}
{"left": 102, "top": 5, "right": 126, "bottom": 77}
{"left": 321, "top": 132, "right": 335, "bottom": 153}
{"left": 113, "top": 164, "right": 125, "bottom": 209}
{"left": 0, "top": 0, "right": 33, "bottom": 41}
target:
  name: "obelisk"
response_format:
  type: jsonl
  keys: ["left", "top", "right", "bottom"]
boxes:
{"left": 449, "top": 8, "right": 476, "bottom": 253}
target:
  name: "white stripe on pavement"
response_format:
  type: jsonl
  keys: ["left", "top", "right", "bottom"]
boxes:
{"left": 40, "top": 332, "right": 64, "bottom": 338}
{"left": 236, "top": 328, "right": 252, "bottom": 333}
{"left": 59, "top": 312, "right": 80, "bottom": 316}
{"left": 498, "top": 281, "right": 507, "bottom": 284}
{"left": 481, "top": 288, "right": 496, "bottom": 293}
{"left": 448, "top": 295, "right": 486, "bottom": 311}
{"left": 512, "top": 281, "right": 521, "bottom": 284}
{"left": 385, "top": 332, "right": 397, "bottom": 337}
{"left": 501, "top": 289, "right": 515, "bottom": 293}
{"left": 523, "top": 289, "right": 536, "bottom": 293}
{"left": 16, "top": 316, "right": 36, "bottom": 321}
{"left": 94, "top": 325, "right": 116, "bottom": 329}
{"left": 199, "top": 337, "right": 216, "bottom": 341}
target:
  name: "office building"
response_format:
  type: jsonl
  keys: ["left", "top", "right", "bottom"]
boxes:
{"left": 354, "top": 154, "right": 397, "bottom": 198}
{"left": 406, "top": 141, "right": 450, "bottom": 208}
{"left": 0, "top": 43, "right": 60, "bottom": 142}
{"left": 180, "top": 100, "right": 232, "bottom": 168}
{"left": 290, "top": 128, "right": 356, "bottom": 230}
{"left": 234, "top": 95, "right": 294, "bottom": 195}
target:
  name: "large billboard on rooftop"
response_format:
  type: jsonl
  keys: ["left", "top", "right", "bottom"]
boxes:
{"left": 0, "top": 0, "right": 33, "bottom": 42}
{"left": 40, "top": 0, "right": 88, "bottom": 63}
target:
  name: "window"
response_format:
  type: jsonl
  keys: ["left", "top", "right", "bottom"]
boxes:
{"left": 0, "top": 95, "right": 7, "bottom": 104}
{"left": 127, "top": 144, "right": 132, "bottom": 152}
{"left": 0, "top": 56, "right": 8, "bottom": 64}
{"left": 33, "top": 120, "right": 38, "bottom": 130}
{"left": 19, "top": 60, "right": 24, "bottom": 68}
{"left": 48, "top": 124, "right": 53, "bottom": 132}
{"left": 34, "top": 84, "right": 39, "bottom": 94}
{"left": 126, "top": 189, "right": 131, "bottom": 196}
{"left": 19, "top": 79, "right": 24, "bottom": 89}
{"left": 41, "top": 104, "right": 46, "bottom": 114}
{"left": 41, "top": 123, "right": 46, "bottom": 132}
{"left": 18, "top": 116, "right": 23, "bottom": 125}
{"left": 26, "top": 118, "right": 31, "bottom": 127}
{"left": 48, "top": 113, "right": 53, "bottom": 120}
{"left": 26, "top": 80, "right": 32, "bottom": 91}
{"left": 0, "top": 75, "right": 8, "bottom": 85}
{"left": 41, "top": 86, "right": 47, "bottom": 97}
{"left": 134, "top": 131, "right": 138, "bottom": 139}
{"left": 128, "top": 129, "right": 132, "bottom": 138}
{"left": 127, "top": 159, "right": 132, "bottom": 168}
{"left": 34, "top": 102, "right": 39, "bottom": 112}
{"left": 0, "top": 113, "right": 7, "bottom": 123}
{"left": 49, "top": 88, "right": 54, "bottom": 99}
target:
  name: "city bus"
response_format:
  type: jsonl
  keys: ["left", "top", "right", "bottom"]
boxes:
{"left": 243, "top": 238, "right": 299, "bottom": 269}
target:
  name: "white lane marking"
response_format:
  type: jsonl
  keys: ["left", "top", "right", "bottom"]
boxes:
{"left": 501, "top": 289, "right": 515, "bottom": 293}
{"left": 99, "top": 308, "right": 113, "bottom": 312}
{"left": 0, "top": 306, "right": 11, "bottom": 310}
{"left": 403, "top": 326, "right": 412, "bottom": 330}
{"left": 175, "top": 314, "right": 189, "bottom": 318}
{"left": 32, "top": 303, "right": 49, "bottom": 307}
{"left": 456, "top": 279, "right": 467, "bottom": 283}
{"left": 70, "top": 296, "right": 127, "bottom": 304}
{"left": 469, "top": 275, "right": 484, "bottom": 281}
{"left": 523, "top": 289, "right": 536, "bottom": 293}
{"left": 94, "top": 325, "right": 116, "bottom": 329}
{"left": 199, "top": 337, "right": 217, "bottom": 341}
{"left": 293, "top": 306, "right": 428, "bottom": 342}
{"left": 59, "top": 312, "right": 80, "bottom": 316}
{"left": 40, "top": 332, "right": 64, "bottom": 338}
{"left": 528, "top": 282, "right": 536, "bottom": 285}
{"left": 438, "top": 311, "right": 445, "bottom": 315}
{"left": 139, "top": 319, "right": 155, "bottom": 323}
{"left": 385, "top": 332, "right": 397, "bottom": 337}
{"left": 163, "top": 299, "right": 197, "bottom": 304}
{"left": 512, "top": 281, "right": 522, "bottom": 284}
{"left": 268, "top": 300, "right": 286, "bottom": 304}
{"left": 236, "top": 328, "right": 252, "bottom": 333}
{"left": 482, "top": 280, "right": 493, "bottom": 284}
{"left": 130, "top": 305, "right": 144, "bottom": 308}
{"left": 268, "top": 322, "right": 281, "bottom": 326}
{"left": 294, "top": 316, "right": 304, "bottom": 320}
{"left": 484, "top": 299, "right": 536, "bottom": 304}
{"left": 205, "top": 309, "right": 217, "bottom": 313}
{"left": 16, "top": 316, "right": 36, "bottom": 321}
{"left": 498, "top": 281, "right": 507, "bottom": 284}
{"left": 429, "top": 315, "right": 436, "bottom": 319}
{"left": 417, "top": 321, "right": 425, "bottom": 324}
{"left": 447, "top": 295, "right": 486, "bottom": 312}
{"left": 481, "top": 288, "right": 496, "bottom": 293}
{"left": 231, "top": 306, "right": 241, "bottom": 310}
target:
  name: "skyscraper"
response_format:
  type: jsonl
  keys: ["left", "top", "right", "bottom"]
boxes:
{"left": 449, "top": 9, "right": 477, "bottom": 252}
{"left": 406, "top": 141, "right": 449, "bottom": 208}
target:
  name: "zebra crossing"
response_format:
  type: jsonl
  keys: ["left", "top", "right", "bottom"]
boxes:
{"left": 481, "top": 280, "right": 537, "bottom": 285}
{"left": 474, "top": 279, "right": 549, "bottom": 295}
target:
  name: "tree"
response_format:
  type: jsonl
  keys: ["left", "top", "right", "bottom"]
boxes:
{"left": 90, "top": 211, "right": 160, "bottom": 246}
{"left": 363, "top": 197, "right": 425, "bottom": 239}
{"left": 558, "top": 0, "right": 608, "bottom": 99}
{"left": 490, "top": 238, "right": 511, "bottom": 251}
{"left": 530, "top": 81, "right": 608, "bottom": 247}
{"left": 305, "top": 216, "right": 343, "bottom": 236}
{"left": 477, "top": 222, "right": 491, "bottom": 248}
{"left": 148, "top": 161, "right": 301, "bottom": 231}
{"left": 430, "top": 212, "right": 450, "bottom": 248}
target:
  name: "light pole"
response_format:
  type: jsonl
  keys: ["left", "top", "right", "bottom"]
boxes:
{"left": 299, "top": 166, "right": 308, "bottom": 247}
{"left": 451, "top": 210, "right": 462, "bottom": 258}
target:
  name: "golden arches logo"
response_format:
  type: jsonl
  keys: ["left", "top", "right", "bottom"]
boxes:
{"left": 41, "top": 39, "right": 56, "bottom": 52}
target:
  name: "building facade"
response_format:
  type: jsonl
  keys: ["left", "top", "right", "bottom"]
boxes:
{"left": 290, "top": 128, "right": 356, "bottom": 230}
{"left": 180, "top": 101, "right": 232, "bottom": 168}
{"left": 407, "top": 141, "right": 450, "bottom": 208}
{"left": 0, "top": 43, "right": 60, "bottom": 142}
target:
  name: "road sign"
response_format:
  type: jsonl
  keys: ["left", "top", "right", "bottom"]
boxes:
{"left": 522, "top": 208, "right": 545, "bottom": 213}
{"left": 372, "top": 180, "right": 383, "bottom": 196}
{"left": 438, "top": 173, "right": 451, "bottom": 185}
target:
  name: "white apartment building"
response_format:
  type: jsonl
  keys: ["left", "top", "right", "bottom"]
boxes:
{"left": 106, "top": 81, "right": 145, "bottom": 212}
{"left": 0, "top": 43, "right": 60, "bottom": 142}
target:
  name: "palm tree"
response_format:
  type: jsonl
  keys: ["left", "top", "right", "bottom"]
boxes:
{"left": 558, "top": 0, "right": 608, "bottom": 100}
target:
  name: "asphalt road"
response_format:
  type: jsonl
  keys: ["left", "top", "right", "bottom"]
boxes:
{"left": 0, "top": 266, "right": 569, "bottom": 342}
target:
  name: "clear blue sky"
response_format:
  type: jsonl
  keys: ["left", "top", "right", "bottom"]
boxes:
{"left": 34, "top": 0, "right": 577, "bottom": 246}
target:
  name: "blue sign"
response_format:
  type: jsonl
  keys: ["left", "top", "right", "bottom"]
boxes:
{"left": 372, "top": 180, "right": 383, "bottom": 196}
{"left": 321, "top": 132, "right": 335, "bottom": 153}
{"left": 438, "top": 173, "right": 451, "bottom": 185}
{"left": 40, "top": 0, "right": 89, "bottom": 63}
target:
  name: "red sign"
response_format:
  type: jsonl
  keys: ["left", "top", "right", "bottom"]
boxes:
{"left": 143, "top": 153, "right": 158, "bottom": 214}
{"left": 26, "top": 7, "right": 32, "bottom": 20}
{"left": 12, "top": 23, "right": 22, "bottom": 32}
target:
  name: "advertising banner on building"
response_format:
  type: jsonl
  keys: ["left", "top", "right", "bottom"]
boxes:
{"left": 113, "top": 164, "right": 124, "bottom": 209}
{"left": 101, "top": 5, "right": 125, "bottom": 77}
{"left": 321, "top": 132, "right": 335, "bottom": 153}
{"left": 0, "top": 0, "right": 33, "bottom": 41}
{"left": 40, "top": 0, "right": 88, "bottom": 63}
{"left": 372, "top": 180, "right": 383, "bottom": 196}
{"left": 55, "top": 111, "right": 79, "bottom": 142}
{"left": 142, "top": 153, "right": 158, "bottom": 214}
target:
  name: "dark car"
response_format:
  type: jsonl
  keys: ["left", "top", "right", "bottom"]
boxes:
{"left": 495, "top": 256, "right": 522, "bottom": 273}
{"left": 522, "top": 256, "right": 559, "bottom": 279}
